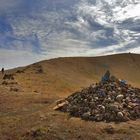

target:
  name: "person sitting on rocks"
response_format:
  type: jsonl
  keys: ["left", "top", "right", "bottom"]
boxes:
{"left": 101, "top": 70, "right": 110, "bottom": 81}
{"left": 1, "top": 68, "right": 4, "bottom": 74}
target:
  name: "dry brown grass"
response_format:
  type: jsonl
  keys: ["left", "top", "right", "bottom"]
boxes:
{"left": 0, "top": 53, "right": 140, "bottom": 140}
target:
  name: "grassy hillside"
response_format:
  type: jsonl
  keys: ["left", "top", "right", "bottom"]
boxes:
{"left": 0, "top": 53, "right": 140, "bottom": 140}
{"left": 6, "top": 53, "right": 140, "bottom": 97}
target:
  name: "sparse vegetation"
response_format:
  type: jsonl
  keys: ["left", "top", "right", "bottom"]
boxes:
{"left": 23, "top": 127, "right": 47, "bottom": 140}
{"left": 0, "top": 54, "right": 140, "bottom": 140}
{"left": 3, "top": 74, "right": 14, "bottom": 80}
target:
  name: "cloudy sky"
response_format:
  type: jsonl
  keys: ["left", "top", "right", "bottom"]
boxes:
{"left": 0, "top": 0, "right": 140, "bottom": 69}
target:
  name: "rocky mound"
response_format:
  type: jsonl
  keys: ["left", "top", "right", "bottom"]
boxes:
{"left": 56, "top": 72, "right": 140, "bottom": 122}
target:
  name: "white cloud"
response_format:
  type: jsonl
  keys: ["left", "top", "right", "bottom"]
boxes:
{"left": 128, "top": 46, "right": 140, "bottom": 53}
{"left": 0, "top": 0, "right": 140, "bottom": 68}
{"left": 114, "top": 3, "right": 140, "bottom": 21}
{"left": 0, "top": 49, "right": 45, "bottom": 69}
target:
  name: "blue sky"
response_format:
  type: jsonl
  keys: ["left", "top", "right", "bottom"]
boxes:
{"left": 0, "top": 0, "right": 140, "bottom": 69}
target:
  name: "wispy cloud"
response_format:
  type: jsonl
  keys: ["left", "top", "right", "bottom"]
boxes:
{"left": 0, "top": 0, "right": 140, "bottom": 68}
{"left": 0, "top": 48, "right": 45, "bottom": 69}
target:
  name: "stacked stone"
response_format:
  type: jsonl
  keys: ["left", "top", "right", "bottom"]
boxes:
{"left": 58, "top": 75, "right": 140, "bottom": 122}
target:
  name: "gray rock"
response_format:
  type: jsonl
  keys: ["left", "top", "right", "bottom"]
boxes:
{"left": 116, "top": 94, "right": 124, "bottom": 102}
{"left": 82, "top": 112, "right": 91, "bottom": 120}
{"left": 95, "top": 114, "right": 103, "bottom": 121}
{"left": 117, "top": 112, "right": 124, "bottom": 119}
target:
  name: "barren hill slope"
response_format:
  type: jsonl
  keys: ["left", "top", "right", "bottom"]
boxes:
{"left": 7, "top": 53, "right": 140, "bottom": 97}
{"left": 0, "top": 53, "right": 140, "bottom": 140}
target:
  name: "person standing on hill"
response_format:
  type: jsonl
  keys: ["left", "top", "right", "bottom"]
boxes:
{"left": 1, "top": 68, "right": 4, "bottom": 74}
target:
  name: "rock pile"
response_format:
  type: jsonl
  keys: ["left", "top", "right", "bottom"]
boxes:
{"left": 16, "top": 69, "right": 25, "bottom": 73}
{"left": 56, "top": 73, "right": 140, "bottom": 122}
{"left": 1, "top": 73, "right": 22, "bottom": 92}
{"left": 33, "top": 64, "right": 44, "bottom": 74}
{"left": 3, "top": 74, "right": 14, "bottom": 80}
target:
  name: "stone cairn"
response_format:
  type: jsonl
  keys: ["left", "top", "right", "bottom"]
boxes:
{"left": 55, "top": 72, "right": 140, "bottom": 122}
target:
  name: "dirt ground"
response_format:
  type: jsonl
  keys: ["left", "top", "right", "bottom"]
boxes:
{"left": 0, "top": 53, "right": 140, "bottom": 140}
